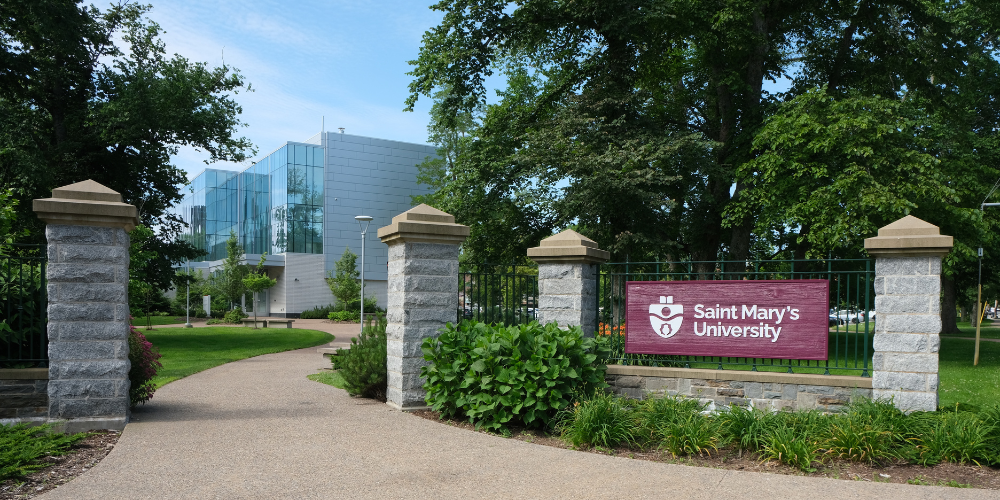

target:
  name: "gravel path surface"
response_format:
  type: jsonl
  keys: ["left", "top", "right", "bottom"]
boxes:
{"left": 38, "top": 347, "right": 993, "bottom": 500}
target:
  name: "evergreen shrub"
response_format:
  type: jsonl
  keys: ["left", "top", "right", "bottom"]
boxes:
{"left": 301, "top": 304, "right": 337, "bottom": 319}
{"left": 421, "top": 321, "right": 610, "bottom": 431}
{"left": 330, "top": 314, "right": 387, "bottom": 401}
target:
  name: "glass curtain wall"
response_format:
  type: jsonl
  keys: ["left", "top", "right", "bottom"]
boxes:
{"left": 174, "top": 142, "right": 323, "bottom": 260}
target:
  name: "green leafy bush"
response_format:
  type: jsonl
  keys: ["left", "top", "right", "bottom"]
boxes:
{"left": 421, "top": 321, "right": 610, "bottom": 431}
{"left": 330, "top": 314, "right": 387, "bottom": 401}
{"left": 0, "top": 423, "right": 86, "bottom": 481}
{"left": 327, "top": 310, "right": 359, "bottom": 322}
{"left": 301, "top": 304, "right": 337, "bottom": 319}
{"left": 127, "top": 324, "right": 163, "bottom": 408}
{"left": 223, "top": 307, "right": 246, "bottom": 324}
{"left": 558, "top": 392, "right": 635, "bottom": 449}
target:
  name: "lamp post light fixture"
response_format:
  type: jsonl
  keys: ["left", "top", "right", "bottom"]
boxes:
{"left": 184, "top": 259, "right": 193, "bottom": 328}
{"left": 356, "top": 215, "right": 374, "bottom": 334}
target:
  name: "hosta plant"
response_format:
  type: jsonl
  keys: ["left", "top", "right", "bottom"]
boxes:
{"left": 421, "top": 321, "right": 610, "bottom": 431}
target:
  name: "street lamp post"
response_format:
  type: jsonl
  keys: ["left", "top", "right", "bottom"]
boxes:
{"left": 184, "top": 259, "right": 193, "bottom": 328}
{"left": 356, "top": 215, "right": 374, "bottom": 334}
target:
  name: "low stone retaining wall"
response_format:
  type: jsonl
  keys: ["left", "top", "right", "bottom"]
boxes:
{"left": 0, "top": 368, "right": 49, "bottom": 424}
{"left": 606, "top": 365, "right": 872, "bottom": 413}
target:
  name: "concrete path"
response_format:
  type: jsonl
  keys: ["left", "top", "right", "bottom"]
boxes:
{"left": 40, "top": 348, "right": 993, "bottom": 500}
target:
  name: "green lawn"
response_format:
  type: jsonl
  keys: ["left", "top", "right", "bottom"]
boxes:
{"left": 942, "top": 320, "right": 1000, "bottom": 340}
{"left": 132, "top": 315, "right": 197, "bottom": 327}
{"left": 307, "top": 370, "right": 346, "bottom": 389}
{"left": 938, "top": 336, "right": 1000, "bottom": 409}
{"left": 144, "top": 327, "right": 333, "bottom": 387}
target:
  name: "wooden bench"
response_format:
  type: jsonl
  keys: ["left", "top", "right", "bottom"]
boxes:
{"left": 266, "top": 319, "right": 294, "bottom": 329}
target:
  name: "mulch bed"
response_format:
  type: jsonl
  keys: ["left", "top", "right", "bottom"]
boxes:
{"left": 411, "top": 409, "right": 1000, "bottom": 490}
{"left": 0, "top": 430, "right": 120, "bottom": 500}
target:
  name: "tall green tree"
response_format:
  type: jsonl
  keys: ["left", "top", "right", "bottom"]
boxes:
{"left": 406, "top": 0, "right": 1000, "bottom": 268}
{"left": 215, "top": 231, "right": 248, "bottom": 310}
{"left": 0, "top": 0, "right": 251, "bottom": 284}
{"left": 326, "top": 247, "right": 362, "bottom": 311}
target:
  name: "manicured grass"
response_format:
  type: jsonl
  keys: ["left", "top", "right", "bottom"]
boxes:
{"left": 943, "top": 320, "right": 1000, "bottom": 340}
{"left": 938, "top": 336, "right": 1000, "bottom": 409}
{"left": 144, "top": 327, "right": 333, "bottom": 387}
{"left": 131, "top": 315, "right": 199, "bottom": 327}
{"left": 307, "top": 370, "right": 346, "bottom": 389}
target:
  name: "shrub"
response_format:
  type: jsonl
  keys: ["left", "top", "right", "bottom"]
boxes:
{"left": 301, "top": 304, "right": 337, "bottom": 319}
{"left": 558, "top": 391, "right": 635, "bottom": 449}
{"left": 0, "top": 423, "right": 87, "bottom": 481}
{"left": 327, "top": 310, "right": 359, "bottom": 322}
{"left": 421, "top": 321, "right": 610, "bottom": 431}
{"left": 331, "top": 314, "right": 387, "bottom": 401}
{"left": 223, "top": 307, "right": 246, "bottom": 324}
{"left": 127, "top": 324, "right": 162, "bottom": 408}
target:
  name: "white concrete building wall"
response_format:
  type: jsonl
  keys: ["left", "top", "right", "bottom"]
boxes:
{"left": 284, "top": 253, "right": 334, "bottom": 315}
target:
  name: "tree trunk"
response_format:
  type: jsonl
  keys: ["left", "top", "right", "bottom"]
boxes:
{"left": 941, "top": 275, "right": 959, "bottom": 334}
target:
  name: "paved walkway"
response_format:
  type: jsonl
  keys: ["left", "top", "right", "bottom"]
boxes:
{"left": 40, "top": 349, "right": 993, "bottom": 499}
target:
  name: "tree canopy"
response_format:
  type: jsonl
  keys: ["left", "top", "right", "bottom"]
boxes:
{"left": 407, "top": 0, "right": 1000, "bottom": 263}
{"left": 0, "top": 0, "right": 255, "bottom": 284}
{"left": 406, "top": 0, "right": 1000, "bottom": 327}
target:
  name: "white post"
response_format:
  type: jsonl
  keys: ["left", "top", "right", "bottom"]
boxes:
{"left": 184, "top": 259, "right": 192, "bottom": 328}
{"left": 356, "top": 215, "right": 373, "bottom": 332}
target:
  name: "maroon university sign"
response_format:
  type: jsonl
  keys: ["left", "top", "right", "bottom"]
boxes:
{"left": 625, "top": 280, "right": 830, "bottom": 360}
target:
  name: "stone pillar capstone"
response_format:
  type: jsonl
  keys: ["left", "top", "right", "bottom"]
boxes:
{"left": 377, "top": 204, "right": 469, "bottom": 411}
{"left": 864, "top": 215, "right": 953, "bottom": 413}
{"left": 33, "top": 180, "right": 138, "bottom": 432}
{"left": 527, "top": 230, "right": 609, "bottom": 337}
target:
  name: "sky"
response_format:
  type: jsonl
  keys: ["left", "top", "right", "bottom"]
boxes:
{"left": 148, "top": 0, "right": 446, "bottom": 179}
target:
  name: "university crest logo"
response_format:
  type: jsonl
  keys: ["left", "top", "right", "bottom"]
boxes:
{"left": 649, "top": 296, "right": 683, "bottom": 339}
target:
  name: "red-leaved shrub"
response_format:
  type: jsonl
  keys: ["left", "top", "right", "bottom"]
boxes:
{"left": 128, "top": 324, "right": 162, "bottom": 408}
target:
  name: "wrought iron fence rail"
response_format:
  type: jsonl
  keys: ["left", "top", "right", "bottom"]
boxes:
{"left": 598, "top": 259, "right": 874, "bottom": 376}
{"left": 1, "top": 244, "right": 48, "bottom": 368}
{"left": 458, "top": 264, "right": 539, "bottom": 326}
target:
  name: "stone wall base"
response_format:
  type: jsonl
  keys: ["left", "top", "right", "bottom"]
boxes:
{"left": 606, "top": 366, "right": 872, "bottom": 413}
{"left": 0, "top": 369, "right": 49, "bottom": 422}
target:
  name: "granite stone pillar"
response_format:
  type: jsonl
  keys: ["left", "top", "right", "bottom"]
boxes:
{"left": 377, "top": 205, "right": 469, "bottom": 411}
{"left": 527, "top": 230, "right": 609, "bottom": 337}
{"left": 33, "top": 180, "right": 138, "bottom": 432}
{"left": 864, "top": 215, "right": 953, "bottom": 413}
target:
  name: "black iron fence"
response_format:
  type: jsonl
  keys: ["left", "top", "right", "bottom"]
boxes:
{"left": 458, "top": 263, "right": 539, "bottom": 326}
{"left": 1, "top": 244, "right": 48, "bottom": 368}
{"left": 597, "top": 259, "right": 874, "bottom": 376}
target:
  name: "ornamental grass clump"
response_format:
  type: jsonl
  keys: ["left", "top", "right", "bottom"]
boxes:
{"left": 331, "top": 313, "right": 387, "bottom": 401}
{"left": 421, "top": 321, "right": 610, "bottom": 431}
{"left": 127, "top": 324, "right": 162, "bottom": 408}
{"left": 558, "top": 391, "right": 636, "bottom": 449}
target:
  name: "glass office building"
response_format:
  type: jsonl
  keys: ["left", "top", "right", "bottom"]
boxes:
{"left": 173, "top": 133, "right": 436, "bottom": 316}
{"left": 176, "top": 142, "right": 324, "bottom": 261}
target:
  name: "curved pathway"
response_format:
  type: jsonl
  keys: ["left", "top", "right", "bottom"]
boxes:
{"left": 40, "top": 348, "right": 992, "bottom": 499}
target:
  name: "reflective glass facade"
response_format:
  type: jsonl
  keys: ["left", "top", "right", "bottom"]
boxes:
{"left": 176, "top": 142, "right": 324, "bottom": 261}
